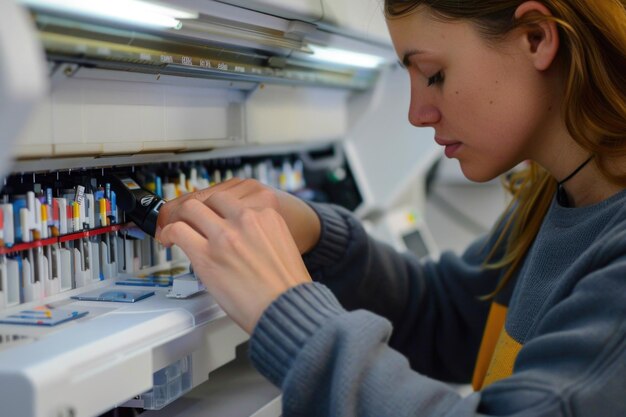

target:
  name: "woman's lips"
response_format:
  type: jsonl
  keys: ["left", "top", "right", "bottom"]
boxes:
{"left": 434, "top": 137, "right": 462, "bottom": 158}
{"left": 443, "top": 143, "right": 462, "bottom": 158}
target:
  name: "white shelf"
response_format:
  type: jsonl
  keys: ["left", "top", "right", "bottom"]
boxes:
{"left": 0, "top": 283, "right": 249, "bottom": 417}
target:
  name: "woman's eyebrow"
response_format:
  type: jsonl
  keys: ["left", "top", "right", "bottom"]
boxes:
{"left": 402, "top": 49, "right": 426, "bottom": 67}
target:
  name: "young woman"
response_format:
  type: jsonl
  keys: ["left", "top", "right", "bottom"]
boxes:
{"left": 157, "top": 1, "right": 626, "bottom": 415}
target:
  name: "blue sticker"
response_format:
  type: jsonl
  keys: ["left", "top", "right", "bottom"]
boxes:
{"left": 0, "top": 308, "right": 88, "bottom": 326}
{"left": 71, "top": 289, "right": 155, "bottom": 303}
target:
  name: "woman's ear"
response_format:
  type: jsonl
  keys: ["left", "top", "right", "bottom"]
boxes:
{"left": 514, "top": 1, "right": 560, "bottom": 71}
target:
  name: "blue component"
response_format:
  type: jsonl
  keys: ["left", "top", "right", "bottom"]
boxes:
{"left": 71, "top": 289, "right": 155, "bottom": 302}
{"left": 0, "top": 309, "right": 89, "bottom": 326}
{"left": 100, "top": 291, "right": 129, "bottom": 299}
{"left": 20, "top": 310, "right": 50, "bottom": 315}
{"left": 116, "top": 275, "right": 173, "bottom": 287}
{"left": 156, "top": 176, "right": 163, "bottom": 198}
{"left": 12, "top": 198, "right": 26, "bottom": 242}
{"left": 111, "top": 190, "right": 117, "bottom": 223}
{"left": 46, "top": 188, "right": 53, "bottom": 206}
{"left": 117, "top": 281, "right": 171, "bottom": 288}
{"left": 199, "top": 165, "right": 209, "bottom": 180}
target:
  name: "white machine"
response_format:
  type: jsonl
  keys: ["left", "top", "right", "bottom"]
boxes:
{"left": 0, "top": 1, "right": 440, "bottom": 416}
{"left": 0, "top": 1, "right": 47, "bottom": 183}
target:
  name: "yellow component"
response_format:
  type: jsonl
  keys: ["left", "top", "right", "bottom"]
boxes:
{"left": 146, "top": 182, "right": 156, "bottom": 193}
{"left": 137, "top": 266, "right": 188, "bottom": 278}
{"left": 482, "top": 328, "right": 522, "bottom": 388}
{"left": 73, "top": 202, "right": 80, "bottom": 219}
{"left": 41, "top": 204, "right": 48, "bottom": 222}
{"left": 406, "top": 212, "right": 417, "bottom": 224}
{"left": 472, "top": 302, "right": 508, "bottom": 390}
{"left": 99, "top": 199, "right": 108, "bottom": 226}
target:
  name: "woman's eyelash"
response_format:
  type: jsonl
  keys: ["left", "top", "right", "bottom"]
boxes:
{"left": 427, "top": 71, "right": 444, "bottom": 86}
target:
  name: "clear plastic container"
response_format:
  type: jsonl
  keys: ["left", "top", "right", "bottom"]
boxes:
{"left": 141, "top": 355, "right": 193, "bottom": 410}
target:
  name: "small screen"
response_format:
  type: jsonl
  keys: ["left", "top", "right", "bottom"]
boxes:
{"left": 402, "top": 229, "right": 429, "bottom": 258}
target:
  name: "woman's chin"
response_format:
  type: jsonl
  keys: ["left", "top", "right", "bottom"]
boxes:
{"left": 459, "top": 164, "right": 501, "bottom": 183}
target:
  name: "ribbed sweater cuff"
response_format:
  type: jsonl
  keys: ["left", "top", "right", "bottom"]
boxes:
{"left": 249, "top": 282, "right": 346, "bottom": 387}
{"left": 302, "top": 203, "right": 352, "bottom": 271}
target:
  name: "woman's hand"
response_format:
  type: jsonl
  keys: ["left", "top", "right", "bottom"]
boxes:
{"left": 157, "top": 178, "right": 321, "bottom": 254}
{"left": 157, "top": 183, "right": 314, "bottom": 333}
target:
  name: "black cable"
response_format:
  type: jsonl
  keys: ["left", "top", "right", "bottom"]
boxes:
{"left": 556, "top": 154, "right": 594, "bottom": 207}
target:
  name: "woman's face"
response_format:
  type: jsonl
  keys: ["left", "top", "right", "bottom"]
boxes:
{"left": 387, "top": 8, "right": 560, "bottom": 182}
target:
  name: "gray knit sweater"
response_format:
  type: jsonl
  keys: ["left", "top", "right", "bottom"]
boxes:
{"left": 249, "top": 189, "right": 626, "bottom": 417}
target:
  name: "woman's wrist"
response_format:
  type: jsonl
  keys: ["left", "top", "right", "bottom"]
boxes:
{"left": 277, "top": 190, "right": 322, "bottom": 254}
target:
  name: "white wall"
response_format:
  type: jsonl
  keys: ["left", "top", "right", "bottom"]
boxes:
{"left": 346, "top": 64, "right": 440, "bottom": 211}
{"left": 425, "top": 159, "right": 511, "bottom": 254}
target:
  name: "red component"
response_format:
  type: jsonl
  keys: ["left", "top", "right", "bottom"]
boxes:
{"left": 53, "top": 199, "right": 59, "bottom": 221}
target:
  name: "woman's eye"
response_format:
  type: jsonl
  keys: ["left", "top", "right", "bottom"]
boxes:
{"left": 427, "top": 71, "right": 444, "bottom": 87}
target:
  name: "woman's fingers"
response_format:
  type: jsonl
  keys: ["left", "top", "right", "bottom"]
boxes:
{"left": 161, "top": 199, "right": 225, "bottom": 242}
{"left": 156, "top": 177, "right": 320, "bottom": 255}
{"left": 157, "top": 178, "right": 245, "bottom": 228}
{"left": 157, "top": 178, "right": 271, "bottom": 230}
{"left": 184, "top": 177, "right": 245, "bottom": 202}
{"left": 203, "top": 188, "right": 249, "bottom": 220}
{"left": 158, "top": 221, "right": 209, "bottom": 261}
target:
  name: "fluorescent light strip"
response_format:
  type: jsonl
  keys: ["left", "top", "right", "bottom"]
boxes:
{"left": 309, "top": 44, "right": 385, "bottom": 69}
{"left": 20, "top": 0, "right": 198, "bottom": 29}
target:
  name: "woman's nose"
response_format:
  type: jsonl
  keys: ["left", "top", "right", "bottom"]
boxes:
{"left": 408, "top": 93, "right": 441, "bottom": 127}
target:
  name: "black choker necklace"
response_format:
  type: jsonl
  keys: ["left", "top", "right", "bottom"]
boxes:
{"left": 556, "top": 155, "right": 594, "bottom": 207}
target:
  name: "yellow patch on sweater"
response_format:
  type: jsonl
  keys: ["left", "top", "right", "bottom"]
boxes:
{"left": 482, "top": 328, "right": 522, "bottom": 388}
